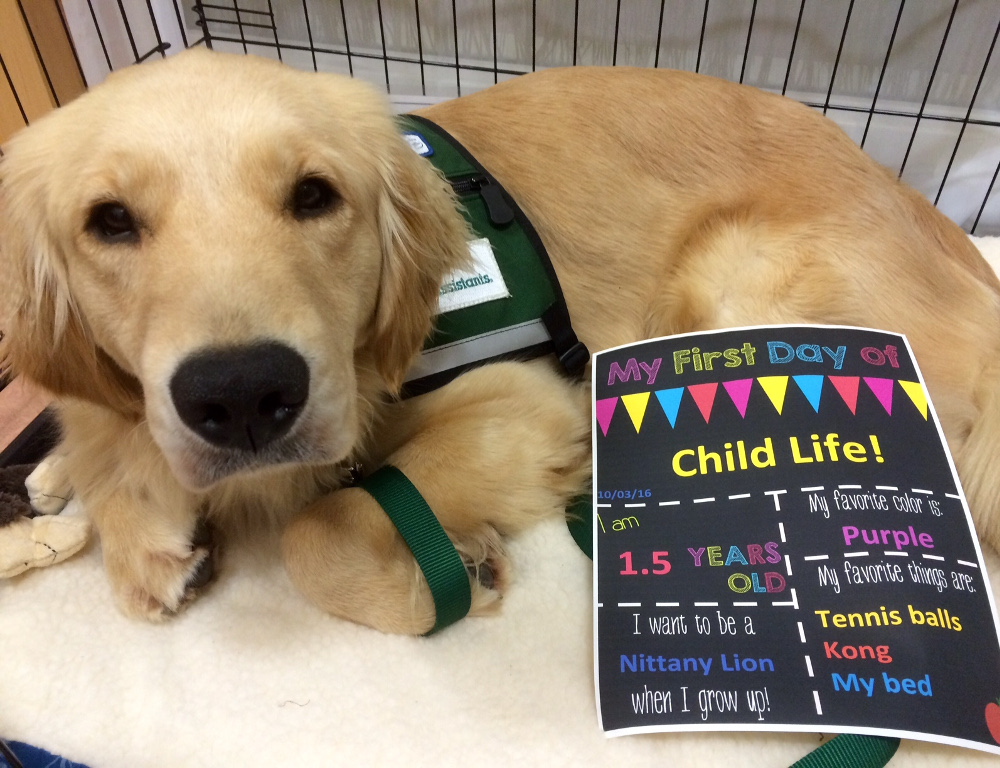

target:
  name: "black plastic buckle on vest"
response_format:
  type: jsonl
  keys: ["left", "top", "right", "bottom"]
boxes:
{"left": 542, "top": 302, "right": 589, "bottom": 378}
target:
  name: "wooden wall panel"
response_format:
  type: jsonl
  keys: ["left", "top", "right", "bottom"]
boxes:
{"left": 0, "top": 1, "right": 75, "bottom": 421}
{"left": 0, "top": 0, "right": 85, "bottom": 144}
{"left": 19, "top": 0, "right": 85, "bottom": 105}
{"left": 0, "top": 1, "right": 55, "bottom": 119}
{"left": 0, "top": 65, "right": 28, "bottom": 143}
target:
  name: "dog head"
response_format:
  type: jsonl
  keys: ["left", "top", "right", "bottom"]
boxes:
{"left": 0, "top": 48, "right": 468, "bottom": 490}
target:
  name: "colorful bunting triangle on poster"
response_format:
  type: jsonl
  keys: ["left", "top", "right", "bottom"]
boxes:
{"left": 793, "top": 375, "right": 824, "bottom": 413}
{"left": 758, "top": 376, "right": 789, "bottom": 415}
{"left": 864, "top": 377, "right": 894, "bottom": 415}
{"left": 655, "top": 388, "right": 684, "bottom": 427}
{"left": 723, "top": 379, "right": 754, "bottom": 418}
{"left": 688, "top": 383, "right": 719, "bottom": 423}
{"left": 899, "top": 380, "right": 928, "bottom": 420}
{"left": 597, "top": 375, "right": 921, "bottom": 436}
{"left": 828, "top": 376, "right": 860, "bottom": 414}
{"left": 595, "top": 397, "right": 618, "bottom": 437}
{"left": 621, "top": 392, "right": 651, "bottom": 433}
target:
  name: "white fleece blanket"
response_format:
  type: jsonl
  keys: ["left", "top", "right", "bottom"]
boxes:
{"left": 2, "top": 238, "right": 1000, "bottom": 768}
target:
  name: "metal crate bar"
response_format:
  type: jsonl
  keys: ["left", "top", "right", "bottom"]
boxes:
{"left": 199, "top": 3, "right": 271, "bottom": 16}
{"left": 612, "top": 0, "right": 621, "bottom": 67}
{"left": 301, "top": 0, "right": 316, "bottom": 71}
{"left": 414, "top": 0, "right": 426, "bottom": 93}
{"left": 265, "top": 0, "right": 282, "bottom": 61}
{"left": 170, "top": 0, "right": 190, "bottom": 48}
{"left": 338, "top": 0, "right": 353, "bottom": 77}
{"left": 531, "top": 0, "right": 537, "bottom": 72}
{"left": 376, "top": 0, "right": 389, "bottom": 91}
{"left": 823, "top": 0, "right": 855, "bottom": 116}
{"left": 450, "top": 0, "right": 460, "bottom": 95}
{"left": 653, "top": 0, "right": 666, "bottom": 69}
{"left": 780, "top": 0, "right": 806, "bottom": 96}
{"left": 973, "top": 160, "right": 1000, "bottom": 235}
{"left": 934, "top": 10, "right": 1000, "bottom": 206}
{"left": 491, "top": 0, "right": 497, "bottom": 83}
{"left": 695, "top": 0, "right": 708, "bottom": 74}
{"left": 898, "top": 0, "right": 961, "bottom": 178}
{"left": 84, "top": 0, "right": 113, "bottom": 71}
{"left": 230, "top": 0, "right": 248, "bottom": 54}
{"left": 571, "top": 0, "right": 579, "bottom": 67}
{"left": 860, "top": 0, "right": 905, "bottom": 149}
{"left": 739, "top": 0, "right": 757, "bottom": 85}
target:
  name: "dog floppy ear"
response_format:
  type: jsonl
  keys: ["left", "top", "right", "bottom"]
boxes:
{"left": 370, "top": 132, "right": 470, "bottom": 394}
{"left": 0, "top": 150, "right": 143, "bottom": 416}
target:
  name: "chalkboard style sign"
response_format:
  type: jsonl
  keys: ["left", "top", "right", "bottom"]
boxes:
{"left": 592, "top": 326, "right": 1000, "bottom": 755}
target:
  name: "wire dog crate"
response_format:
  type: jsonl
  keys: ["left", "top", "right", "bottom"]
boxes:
{"left": 4, "top": 1, "right": 1000, "bottom": 235}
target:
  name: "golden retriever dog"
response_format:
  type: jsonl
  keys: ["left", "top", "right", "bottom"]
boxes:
{"left": 2, "top": 48, "right": 999, "bottom": 634}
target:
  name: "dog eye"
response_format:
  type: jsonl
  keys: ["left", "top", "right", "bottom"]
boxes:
{"left": 87, "top": 202, "right": 139, "bottom": 244}
{"left": 291, "top": 177, "right": 339, "bottom": 219}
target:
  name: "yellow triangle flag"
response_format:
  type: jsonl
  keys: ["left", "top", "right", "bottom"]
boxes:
{"left": 758, "top": 376, "right": 789, "bottom": 415}
{"left": 621, "top": 392, "right": 651, "bottom": 433}
{"left": 899, "top": 380, "right": 928, "bottom": 420}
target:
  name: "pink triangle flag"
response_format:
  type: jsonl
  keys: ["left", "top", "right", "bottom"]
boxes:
{"left": 688, "top": 383, "right": 719, "bottom": 423}
{"left": 828, "top": 376, "right": 860, "bottom": 415}
{"left": 723, "top": 379, "right": 754, "bottom": 418}
{"left": 864, "top": 377, "right": 894, "bottom": 415}
{"left": 595, "top": 397, "right": 618, "bottom": 437}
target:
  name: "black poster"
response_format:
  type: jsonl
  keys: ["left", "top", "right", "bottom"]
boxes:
{"left": 592, "top": 326, "right": 1000, "bottom": 754}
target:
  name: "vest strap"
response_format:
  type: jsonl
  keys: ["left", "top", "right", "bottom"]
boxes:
{"left": 543, "top": 301, "right": 590, "bottom": 378}
{"left": 359, "top": 466, "right": 472, "bottom": 635}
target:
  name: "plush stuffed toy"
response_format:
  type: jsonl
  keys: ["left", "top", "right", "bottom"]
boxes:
{"left": 0, "top": 462, "right": 90, "bottom": 579}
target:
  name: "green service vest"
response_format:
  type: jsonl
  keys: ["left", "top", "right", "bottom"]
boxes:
{"left": 398, "top": 114, "right": 588, "bottom": 397}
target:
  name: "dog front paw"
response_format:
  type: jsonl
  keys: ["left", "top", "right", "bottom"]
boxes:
{"left": 104, "top": 522, "right": 217, "bottom": 621}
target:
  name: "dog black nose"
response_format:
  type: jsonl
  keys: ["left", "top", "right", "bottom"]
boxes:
{"left": 170, "top": 342, "right": 310, "bottom": 452}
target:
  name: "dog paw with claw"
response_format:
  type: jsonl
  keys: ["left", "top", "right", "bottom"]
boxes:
{"left": 104, "top": 519, "right": 218, "bottom": 621}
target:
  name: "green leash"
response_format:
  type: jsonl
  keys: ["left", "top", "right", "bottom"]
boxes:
{"left": 790, "top": 733, "right": 900, "bottom": 768}
{"left": 566, "top": 496, "right": 901, "bottom": 767}
{"left": 359, "top": 466, "right": 471, "bottom": 635}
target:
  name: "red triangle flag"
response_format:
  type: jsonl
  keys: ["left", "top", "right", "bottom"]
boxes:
{"left": 828, "top": 376, "right": 860, "bottom": 415}
{"left": 688, "top": 383, "right": 719, "bottom": 423}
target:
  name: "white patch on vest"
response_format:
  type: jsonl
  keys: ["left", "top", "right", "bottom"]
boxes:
{"left": 403, "top": 132, "right": 433, "bottom": 156}
{"left": 436, "top": 238, "right": 511, "bottom": 314}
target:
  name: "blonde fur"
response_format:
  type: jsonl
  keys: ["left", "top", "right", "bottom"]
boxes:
{"left": 1, "top": 51, "right": 998, "bottom": 633}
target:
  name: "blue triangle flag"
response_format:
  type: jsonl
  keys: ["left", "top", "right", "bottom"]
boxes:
{"left": 793, "top": 375, "right": 824, "bottom": 412}
{"left": 654, "top": 388, "right": 684, "bottom": 427}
